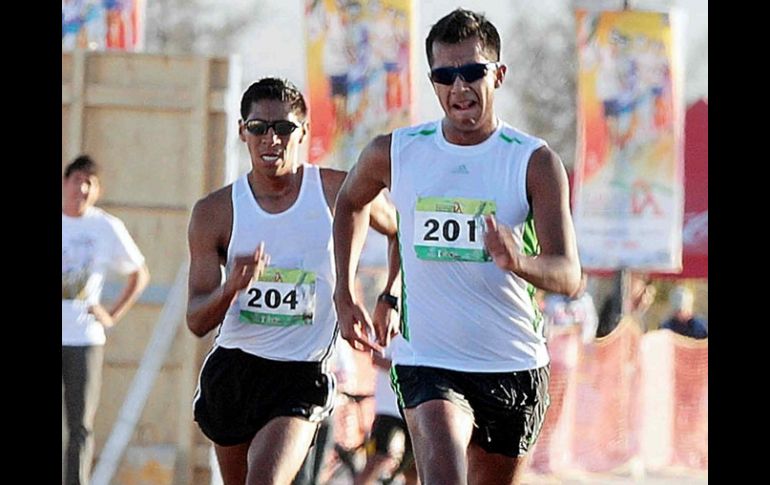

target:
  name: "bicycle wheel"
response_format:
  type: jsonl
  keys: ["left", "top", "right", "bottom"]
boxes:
{"left": 319, "top": 447, "right": 356, "bottom": 485}
{"left": 379, "top": 452, "right": 415, "bottom": 485}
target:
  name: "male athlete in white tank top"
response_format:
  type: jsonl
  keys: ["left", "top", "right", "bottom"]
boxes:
{"left": 333, "top": 10, "right": 581, "bottom": 485}
{"left": 186, "top": 78, "right": 398, "bottom": 485}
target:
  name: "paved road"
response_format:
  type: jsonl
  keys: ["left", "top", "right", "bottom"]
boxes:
{"left": 329, "top": 471, "right": 708, "bottom": 485}
{"left": 524, "top": 471, "right": 708, "bottom": 484}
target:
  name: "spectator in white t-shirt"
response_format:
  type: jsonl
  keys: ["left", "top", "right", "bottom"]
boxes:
{"left": 62, "top": 155, "right": 150, "bottom": 485}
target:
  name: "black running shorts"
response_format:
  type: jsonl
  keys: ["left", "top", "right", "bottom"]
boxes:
{"left": 193, "top": 346, "right": 335, "bottom": 446}
{"left": 392, "top": 364, "right": 550, "bottom": 457}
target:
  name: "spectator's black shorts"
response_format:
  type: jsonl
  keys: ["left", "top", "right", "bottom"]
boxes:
{"left": 193, "top": 346, "right": 335, "bottom": 446}
{"left": 366, "top": 414, "right": 413, "bottom": 459}
{"left": 392, "top": 364, "right": 550, "bottom": 457}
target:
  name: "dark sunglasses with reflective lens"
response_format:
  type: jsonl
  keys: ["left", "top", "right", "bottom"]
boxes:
{"left": 243, "top": 119, "right": 299, "bottom": 136}
{"left": 429, "top": 62, "right": 499, "bottom": 86}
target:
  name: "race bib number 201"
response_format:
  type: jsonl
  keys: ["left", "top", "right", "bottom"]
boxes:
{"left": 239, "top": 268, "right": 316, "bottom": 326}
{"left": 414, "top": 197, "right": 496, "bottom": 262}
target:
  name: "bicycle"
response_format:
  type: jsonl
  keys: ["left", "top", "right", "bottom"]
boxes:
{"left": 319, "top": 391, "right": 414, "bottom": 485}
{"left": 320, "top": 391, "right": 372, "bottom": 484}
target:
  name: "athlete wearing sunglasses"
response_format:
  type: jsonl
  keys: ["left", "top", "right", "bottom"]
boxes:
{"left": 429, "top": 61, "right": 500, "bottom": 86}
{"left": 334, "top": 9, "right": 580, "bottom": 485}
{"left": 186, "top": 77, "right": 398, "bottom": 485}
{"left": 243, "top": 119, "right": 300, "bottom": 137}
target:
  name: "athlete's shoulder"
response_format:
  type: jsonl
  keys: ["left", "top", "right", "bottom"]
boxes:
{"left": 397, "top": 120, "right": 440, "bottom": 139}
{"left": 319, "top": 166, "right": 348, "bottom": 195}
{"left": 315, "top": 165, "right": 350, "bottom": 213}
{"left": 194, "top": 183, "right": 234, "bottom": 215}
{"left": 189, "top": 183, "right": 235, "bottom": 241}
{"left": 498, "top": 122, "right": 547, "bottom": 149}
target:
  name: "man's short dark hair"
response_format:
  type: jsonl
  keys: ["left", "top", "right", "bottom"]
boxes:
{"left": 425, "top": 8, "right": 501, "bottom": 67}
{"left": 240, "top": 77, "right": 308, "bottom": 121}
{"left": 64, "top": 155, "right": 99, "bottom": 179}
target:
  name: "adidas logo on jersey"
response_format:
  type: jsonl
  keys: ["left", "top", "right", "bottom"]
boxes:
{"left": 451, "top": 164, "right": 469, "bottom": 174}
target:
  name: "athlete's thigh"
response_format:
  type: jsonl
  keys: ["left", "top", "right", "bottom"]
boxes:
{"left": 214, "top": 442, "right": 250, "bottom": 485}
{"left": 404, "top": 399, "right": 474, "bottom": 484}
{"left": 467, "top": 442, "right": 526, "bottom": 485}
{"left": 247, "top": 416, "right": 319, "bottom": 485}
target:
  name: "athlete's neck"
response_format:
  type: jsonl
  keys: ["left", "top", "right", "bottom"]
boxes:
{"left": 248, "top": 165, "right": 303, "bottom": 201}
{"left": 441, "top": 116, "right": 499, "bottom": 146}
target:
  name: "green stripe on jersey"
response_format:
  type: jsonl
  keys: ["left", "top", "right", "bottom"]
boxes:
{"left": 522, "top": 210, "right": 540, "bottom": 256}
{"left": 522, "top": 210, "right": 542, "bottom": 332}
{"left": 499, "top": 132, "right": 523, "bottom": 144}
{"left": 527, "top": 283, "right": 543, "bottom": 334}
{"left": 397, "top": 212, "right": 409, "bottom": 341}
{"left": 408, "top": 128, "right": 437, "bottom": 137}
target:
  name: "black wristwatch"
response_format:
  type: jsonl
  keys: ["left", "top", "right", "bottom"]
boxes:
{"left": 378, "top": 292, "right": 399, "bottom": 310}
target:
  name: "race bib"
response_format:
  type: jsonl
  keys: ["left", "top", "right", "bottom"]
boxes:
{"left": 239, "top": 268, "right": 316, "bottom": 326}
{"left": 413, "top": 197, "right": 496, "bottom": 262}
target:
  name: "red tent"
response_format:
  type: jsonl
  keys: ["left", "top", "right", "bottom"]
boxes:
{"left": 658, "top": 99, "right": 708, "bottom": 279}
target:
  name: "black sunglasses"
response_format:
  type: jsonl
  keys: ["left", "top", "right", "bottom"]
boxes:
{"left": 429, "top": 62, "right": 499, "bottom": 86}
{"left": 243, "top": 119, "right": 299, "bottom": 136}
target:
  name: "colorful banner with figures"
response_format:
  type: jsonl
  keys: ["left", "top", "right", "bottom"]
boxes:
{"left": 572, "top": 10, "right": 684, "bottom": 271}
{"left": 62, "top": 0, "right": 145, "bottom": 51}
{"left": 304, "top": 0, "right": 414, "bottom": 169}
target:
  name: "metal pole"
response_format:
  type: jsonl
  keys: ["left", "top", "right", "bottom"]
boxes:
{"left": 90, "top": 265, "right": 188, "bottom": 485}
{"left": 620, "top": 268, "right": 631, "bottom": 316}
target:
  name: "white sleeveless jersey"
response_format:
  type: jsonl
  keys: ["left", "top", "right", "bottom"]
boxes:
{"left": 216, "top": 165, "right": 337, "bottom": 363}
{"left": 389, "top": 120, "right": 550, "bottom": 372}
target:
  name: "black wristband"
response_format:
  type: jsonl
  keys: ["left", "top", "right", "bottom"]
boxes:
{"left": 378, "top": 292, "right": 399, "bottom": 310}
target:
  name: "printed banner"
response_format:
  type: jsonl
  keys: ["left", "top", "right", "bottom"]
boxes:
{"left": 62, "top": 0, "right": 145, "bottom": 51}
{"left": 573, "top": 10, "right": 684, "bottom": 271}
{"left": 304, "top": 0, "right": 413, "bottom": 169}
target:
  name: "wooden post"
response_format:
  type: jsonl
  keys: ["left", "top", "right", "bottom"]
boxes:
{"left": 67, "top": 48, "right": 87, "bottom": 161}
{"left": 192, "top": 58, "right": 212, "bottom": 196}
{"left": 172, "top": 58, "right": 211, "bottom": 485}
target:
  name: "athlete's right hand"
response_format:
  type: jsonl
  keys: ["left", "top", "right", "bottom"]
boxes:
{"left": 372, "top": 297, "right": 399, "bottom": 348}
{"left": 334, "top": 293, "right": 383, "bottom": 354}
{"left": 224, "top": 242, "right": 270, "bottom": 300}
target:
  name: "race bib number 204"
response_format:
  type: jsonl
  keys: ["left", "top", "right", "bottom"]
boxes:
{"left": 238, "top": 268, "right": 316, "bottom": 326}
{"left": 413, "top": 197, "right": 496, "bottom": 262}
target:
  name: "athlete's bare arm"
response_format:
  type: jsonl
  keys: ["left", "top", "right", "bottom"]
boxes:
{"left": 484, "top": 145, "right": 581, "bottom": 295}
{"left": 333, "top": 134, "right": 393, "bottom": 351}
{"left": 186, "top": 187, "right": 268, "bottom": 337}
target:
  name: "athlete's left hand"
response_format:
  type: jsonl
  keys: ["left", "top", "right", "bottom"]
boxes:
{"left": 484, "top": 214, "right": 521, "bottom": 273}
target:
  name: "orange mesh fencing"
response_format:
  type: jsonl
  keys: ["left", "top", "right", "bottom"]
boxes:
{"left": 529, "top": 326, "right": 581, "bottom": 473}
{"left": 528, "top": 320, "right": 708, "bottom": 477}
{"left": 567, "top": 317, "right": 643, "bottom": 472}
{"left": 670, "top": 333, "right": 708, "bottom": 470}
